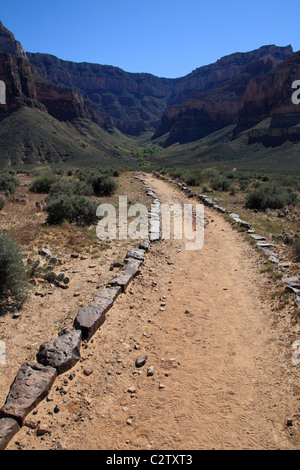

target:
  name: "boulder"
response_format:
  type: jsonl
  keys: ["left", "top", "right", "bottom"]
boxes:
{"left": 74, "top": 286, "right": 121, "bottom": 340}
{"left": 36, "top": 329, "right": 82, "bottom": 375}
{"left": 125, "top": 248, "right": 146, "bottom": 261}
{"left": 109, "top": 259, "right": 143, "bottom": 292}
{"left": 0, "top": 417, "right": 20, "bottom": 450}
{"left": 139, "top": 239, "right": 150, "bottom": 252}
{"left": 0, "top": 362, "right": 57, "bottom": 426}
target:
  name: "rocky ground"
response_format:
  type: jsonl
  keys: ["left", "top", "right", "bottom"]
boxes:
{"left": 2, "top": 174, "right": 300, "bottom": 450}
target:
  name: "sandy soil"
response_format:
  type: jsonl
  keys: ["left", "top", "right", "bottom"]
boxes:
{"left": 4, "top": 174, "right": 300, "bottom": 450}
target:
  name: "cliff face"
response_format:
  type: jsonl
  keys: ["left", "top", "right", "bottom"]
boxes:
{"left": 27, "top": 45, "right": 294, "bottom": 137}
{"left": 0, "top": 19, "right": 299, "bottom": 166}
{"left": 27, "top": 52, "right": 174, "bottom": 134}
{"left": 153, "top": 47, "right": 300, "bottom": 147}
{"left": 0, "top": 20, "right": 27, "bottom": 58}
{"left": 0, "top": 52, "right": 42, "bottom": 111}
{"left": 238, "top": 51, "right": 300, "bottom": 122}
{"left": 34, "top": 81, "right": 89, "bottom": 121}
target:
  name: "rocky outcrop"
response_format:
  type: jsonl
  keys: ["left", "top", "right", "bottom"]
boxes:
{"left": 0, "top": 52, "right": 42, "bottom": 111}
{"left": 0, "top": 362, "right": 57, "bottom": 426}
{"left": 153, "top": 47, "right": 300, "bottom": 147}
{"left": 0, "top": 21, "right": 27, "bottom": 59}
{"left": 34, "top": 81, "right": 89, "bottom": 121}
{"left": 153, "top": 57, "right": 285, "bottom": 145}
{"left": 27, "top": 45, "right": 293, "bottom": 136}
{"left": 27, "top": 52, "right": 174, "bottom": 135}
{"left": 235, "top": 51, "right": 300, "bottom": 146}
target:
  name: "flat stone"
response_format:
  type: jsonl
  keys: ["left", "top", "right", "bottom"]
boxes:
{"left": 139, "top": 239, "right": 150, "bottom": 252}
{"left": 282, "top": 276, "right": 300, "bottom": 287}
{"left": 0, "top": 417, "right": 20, "bottom": 450}
{"left": 229, "top": 213, "right": 251, "bottom": 230}
{"left": 109, "top": 259, "right": 143, "bottom": 292}
{"left": 125, "top": 248, "right": 146, "bottom": 261}
{"left": 150, "top": 231, "right": 160, "bottom": 242}
{"left": 0, "top": 362, "right": 57, "bottom": 426}
{"left": 256, "top": 242, "right": 275, "bottom": 248}
{"left": 36, "top": 329, "right": 82, "bottom": 375}
{"left": 249, "top": 234, "right": 266, "bottom": 241}
{"left": 38, "top": 248, "right": 52, "bottom": 258}
{"left": 74, "top": 286, "right": 121, "bottom": 340}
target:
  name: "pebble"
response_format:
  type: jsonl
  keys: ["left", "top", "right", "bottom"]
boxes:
{"left": 135, "top": 355, "right": 148, "bottom": 368}
{"left": 147, "top": 366, "right": 155, "bottom": 376}
{"left": 37, "top": 426, "right": 51, "bottom": 436}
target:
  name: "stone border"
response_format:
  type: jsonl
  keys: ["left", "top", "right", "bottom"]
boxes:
{"left": 153, "top": 171, "right": 300, "bottom": 314}
{"left": 0, "top": 172, "right": 161, "bottom": 450}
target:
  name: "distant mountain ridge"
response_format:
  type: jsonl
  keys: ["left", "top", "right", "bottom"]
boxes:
{"left": 0, "top": 19, "right": 299, "bottom": 169}
{"left": 27, "top": 44, "right": 294, "bottom": 136}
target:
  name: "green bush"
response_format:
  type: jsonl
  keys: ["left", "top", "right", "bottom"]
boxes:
{"left": 211, "top": 176, "right": 231, "bottom": 191}
{"left": 46, "top": 194, "right": 98, "bottom": 226}
{"left": 181, "top": 170, "right": 203, "bottom": 187}
{"left": 0, "top": 231, "right": 28, "bottom": 310}
{"left": 49, "top": 178, "right": 94, "bottom": 197}
{"left": 29, "top": 167, "right": 57, "bottom": 194}
{"left": 246, "top": 184, "right": 298, "bottom": 211}
{"left": 77, "top": 169, "right": 118, "bottom": 196}
{"left": 0, "top": 173, "right": 19, "bottom": 194}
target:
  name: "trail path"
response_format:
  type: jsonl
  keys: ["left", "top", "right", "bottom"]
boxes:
{"left": 8, "top": 174, "right": 300, "bottom": 450}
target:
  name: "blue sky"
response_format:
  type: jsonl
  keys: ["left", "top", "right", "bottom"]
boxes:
{"left": 1, "top": 0, "right": 299, "bottom": 78}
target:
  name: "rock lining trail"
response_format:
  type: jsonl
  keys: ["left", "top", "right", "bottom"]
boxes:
{"left": 7, "top": 174, "right": 300, "bottom": 450}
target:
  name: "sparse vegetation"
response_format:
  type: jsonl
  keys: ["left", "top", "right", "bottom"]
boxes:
{"left": 245, "top": 184, "right": 298, "bottom": 211}
{"left": 77, "top": 168, "right": 119, "bottom": 196}
{"left": 45, "top": 194, "right": 99, "bottom": 226}
{"left": 0, "top": 172, "right": 19, "bottom": 194}
{"left": 0, "top": 231, "right": 28, "bottom": 311}
{"left": 29, "top": 166, "right": 57, "bottom": 194}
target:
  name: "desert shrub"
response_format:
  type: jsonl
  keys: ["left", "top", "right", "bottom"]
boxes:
{"left": 246, "top": 184, "right": 298, "bottom": 211}
{"left": 46, "top": 194, "right": 98, "bottom": 226}
{"left": 77, "top": 169, "right": 118, "bottom": 196}
{"left": 0, "top": 231, "right": 28, "bottom": 310}
{"left": 91, "top": 174, "right": 118, "bottom": 196}
{"left": 211, "top": 176, "right": 231, "bottom": 191}
{"left": 181, "top": 170, "right": 203, "bottom": 187}
{"left": 73, "top": 180, "right": 94, "bottom": 196}
{"left": 224, "top": 171, "right": 235, "bottom": 180}
{"left": 49, "top": 178, "right": 94, "bottom": 197}
{"left": 0, "top": 197, "right": 5, "bottom": 211}
{"left": 0, "top": 173, "right": 19, "bottom": 194}
{"left": 238, "top": 175, "right": 251, "bottom": 191}
{"left": 49, "top": 179, "right": 74, "bottom": 196}
{"left": 29, "top": 167, "right": 57, "bottom": 194}
{"left": 201, "top": 167, "right": 219, "bottom": 179}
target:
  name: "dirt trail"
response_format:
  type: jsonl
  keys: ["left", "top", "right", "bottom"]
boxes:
{"left": 7, "top": 174, "right": 300, "bottom": 450}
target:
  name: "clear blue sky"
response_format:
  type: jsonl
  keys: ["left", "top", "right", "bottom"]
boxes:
{"left": 1, "top": 0, "right": 299, "bottom": 78}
